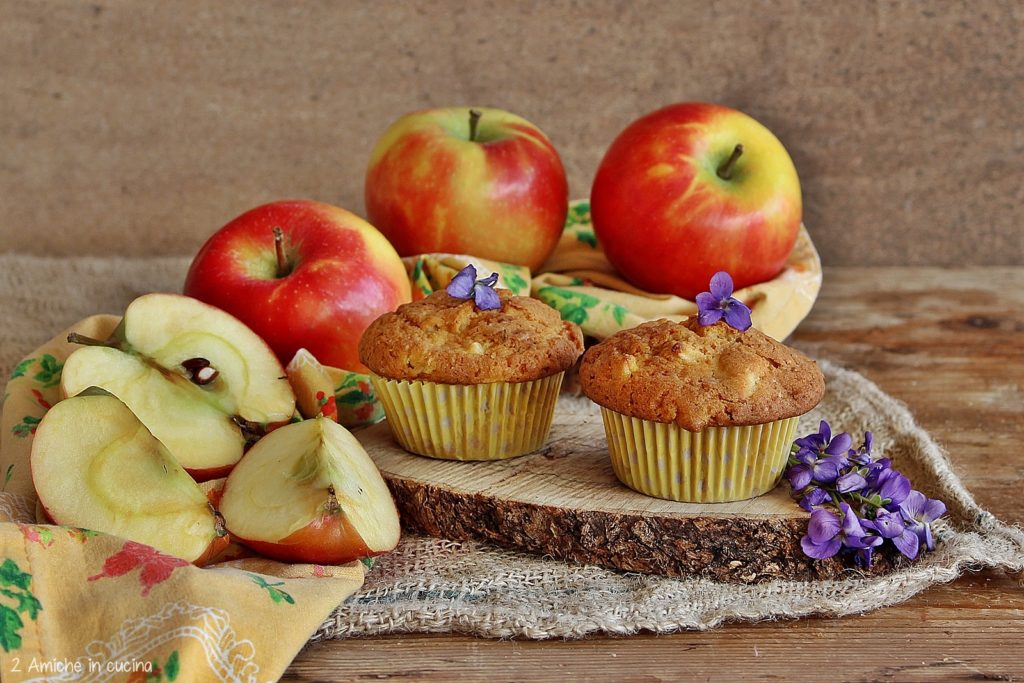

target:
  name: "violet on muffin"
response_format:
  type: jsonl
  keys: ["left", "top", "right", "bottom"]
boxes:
{"left": 579, "top": 271, "right": 825, "bottom": 503}
{"left": 358, "top": 268, "right": 584, "bottom": 460}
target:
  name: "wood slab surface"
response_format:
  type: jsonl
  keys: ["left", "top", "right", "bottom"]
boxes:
{"left": 285, "top": 267, "right": 1024, "bottom": 682}
{"left": 364, "top": 404, "right": 872, "bottom": 581}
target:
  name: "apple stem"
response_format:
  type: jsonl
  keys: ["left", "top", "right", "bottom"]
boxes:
{"left": 468, "top": 109, "right": 482, "bottom": 142}
{"left": 233, "top": 416, "right": 265, "bottom": 445}
{"left": 326, "top": 485, "right": 341, "bottom": 514}
{"left": 273, "top": 227, "right": 289, "bottom": 278}
{"left": 716, "top": 144, "right": 744, "bottom": 180}
{"left": 66, "top": 332, "right": 117, "bottom": 348}
{"left": 212, "top": 509, "right": 227, "bottom": 538}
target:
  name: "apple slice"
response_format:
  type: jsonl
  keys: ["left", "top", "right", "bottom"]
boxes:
{"left": 61, "top": 293, "right": 297, "bottom": 480}
{"left": 219, "top": 417, "right": 400, "bottom": 564}
{"left": 286, "top": 348, "right": 339, "bottom": 421}
{"left": 30, "top": 393, "right": 228, "bottom": 564}
{"left": 61, "top": 346, "right": 246, "bottom": 479}
{"left": 119, "top": 293, "right": 294, "bottom": 424}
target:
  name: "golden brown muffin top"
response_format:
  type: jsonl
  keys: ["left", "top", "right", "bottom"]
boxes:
{"left": 579, "top": 318, "right": 824, "bottom": 430}
{"left": 359, "top": 290, "right": 584, "bottom": 384}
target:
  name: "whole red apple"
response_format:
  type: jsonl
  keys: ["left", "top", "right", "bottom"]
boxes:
{"left": 184, "top": 200, "right": 411, "bottom": 373}
{"left": 365, "top": 107, "right": 568, "bottom": 271}
{"left": 590, "top": 103, "right": 802, "bottom": 300}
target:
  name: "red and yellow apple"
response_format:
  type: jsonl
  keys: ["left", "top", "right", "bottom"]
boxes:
{"left": 364, "top": 107, "right": 568, "bottom": 271}
{"left": 218, "top": 416, "right": 400, "bottom": 565}
{"left": 184, "top": 200, "right": 411, "bottom": 372}
{"left": 590, "top": 102, "right": 802, "bottom": 300}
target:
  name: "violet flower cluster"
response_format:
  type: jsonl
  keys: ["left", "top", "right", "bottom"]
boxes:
{"left": 786, "top": 420, "right": 946, "bottom": 568}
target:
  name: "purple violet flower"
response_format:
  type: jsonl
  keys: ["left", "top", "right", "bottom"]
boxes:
{"left": 794, "top": 419, "right": 831, "bottom": 451}
{"left": 695, "top": 272, "right": 752, "bottom": 331}
{"left": 801, "top": 503, "right": 883, "bottom": 560}
{"left": 446, "top": 265, "right": 501, "bottom": 311}
{"left": 836, "top": 471, "right": 867, "bottom": 494}
{"left": 794, "top": 421, "right": 853, "bottom": 467}
{"left": 867, "top": 509, "right": 919, "bottom": 559}
{"left": 799, "top": 487, "right": 830, "bottom": 512}
{"left": 899, "top": 490, "right": 947, "bottom": 552}
{"left": 840, "top": 507, "right": 884, "bottom": 568}
{"left": 873, "top": 469, "right": 912, "bottom": 507}
{"left": 849, "top": 431, "right": 874, "bottom": 466}
{"left": 787, "top": 451, "right": 841, "bottom": 489}
{"left": 800, "top": 507, "right": 843, "bottom": 559}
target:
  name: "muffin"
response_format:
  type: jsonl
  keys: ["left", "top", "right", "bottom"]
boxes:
{"left": 580, "top": 317, "right": 825, "bottom": 503}
{"left": 359, "top": 287, "right": 584, "bottom": 460}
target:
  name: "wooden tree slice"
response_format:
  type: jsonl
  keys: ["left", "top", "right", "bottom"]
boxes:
{"left": 361, "top": 399, "right": 894, "bottom": 582}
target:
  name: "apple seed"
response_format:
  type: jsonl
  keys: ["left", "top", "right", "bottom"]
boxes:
{"left": 181, "top": 357, "right": 219, "bottom": 386}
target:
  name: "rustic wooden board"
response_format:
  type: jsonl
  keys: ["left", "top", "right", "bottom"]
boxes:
{"left": 361, "top": 399, "right": 883, "bottom": 582}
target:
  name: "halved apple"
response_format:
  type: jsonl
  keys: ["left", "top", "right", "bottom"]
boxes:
{"left": 30, "top": 393, "right": 228, "bottom": 564}
{"left": 119, "top": 293, "right": 294, "bottom": 423}
{"left": 61, "top": 293, "right": 296, "bottom": 480}
{"left": 219, "top": 417, "right": 400, "bottom": 564}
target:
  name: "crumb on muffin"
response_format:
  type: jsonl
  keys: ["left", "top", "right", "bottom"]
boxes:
{"left": 359, "top": 289, "right": 584, "bottom": 384}
{"left": 579, "top": 318, "right": 824, "bottom": 431}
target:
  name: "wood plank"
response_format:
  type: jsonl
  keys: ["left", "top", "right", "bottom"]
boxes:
{"left": 284, "top": 576, "right": 1024, "bottom": 683}
{"left": 286, "top": 267, "right": 1024, "bottom": 681}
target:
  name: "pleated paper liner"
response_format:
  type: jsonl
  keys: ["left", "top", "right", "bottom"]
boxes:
{"left": 370, "top": 372, "right": 564, "bottom": 461}
{"left": 600, "top": 410, "right": 801, "bottom": 503}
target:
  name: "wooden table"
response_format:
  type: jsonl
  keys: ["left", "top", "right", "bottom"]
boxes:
{"left": 284, "top": 267, "right": 1024, "bottom": 682}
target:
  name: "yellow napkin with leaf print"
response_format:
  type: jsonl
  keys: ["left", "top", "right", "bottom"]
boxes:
{"left": 400, "top": 199, "right": 821, "bottom": 342}
{"left": 0, "top": 199, "right": 820, "bottom": 682}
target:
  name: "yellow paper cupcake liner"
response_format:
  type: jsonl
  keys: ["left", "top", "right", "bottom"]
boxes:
{"left": 370, "top": 373, "right": 564, "bottom": 461}
{"left": 600, "top": 409, "right": 800, "bottom": 503}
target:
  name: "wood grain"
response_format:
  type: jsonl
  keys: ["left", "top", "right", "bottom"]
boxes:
{"left": 285, "top": 267, "right": 1024, "bottom": 682}
{"left": 365, "top": 408, "right": 893, "bottom": 581}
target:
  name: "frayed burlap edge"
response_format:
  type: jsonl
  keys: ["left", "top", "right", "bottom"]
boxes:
{"left": 311, "top": 361, "right": 1024, "bottom": 640}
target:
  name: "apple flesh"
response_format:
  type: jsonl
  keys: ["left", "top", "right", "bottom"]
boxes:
{"left": 219, "top": 416, "right": 400, "bottom": 564}
{"left": 30, "top": 393, "right": 227, "bottom": 564}
{"left": 365, "top": 107, "right": 569, "bottom": 271}
{"left": 61, "top": 347, "right": 246, "bottom": 479}
{"left": 590, "top": 102, "right": 802, "bottom": 300}
{"left": 184, "top": 200, "right": 411, "bottom": 373}
{"left": 60, "top": 293, "right": 296, "bottom": 480}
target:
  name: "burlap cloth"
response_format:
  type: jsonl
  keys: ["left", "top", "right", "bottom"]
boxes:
{"left": 2, "top": 253, "right": 1023, "bottom": 654}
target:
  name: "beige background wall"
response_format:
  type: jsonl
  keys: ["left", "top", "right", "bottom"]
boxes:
{"left": 1, "top": 0, "right": 1021, "bottom": 265}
